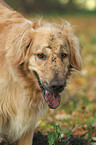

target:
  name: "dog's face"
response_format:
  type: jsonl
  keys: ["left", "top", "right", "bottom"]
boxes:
{"left": 13, "top": 23, "right": 82, "bottom": 109}
{"left": 28, "top": 27, "right": 70, "bottom": 109}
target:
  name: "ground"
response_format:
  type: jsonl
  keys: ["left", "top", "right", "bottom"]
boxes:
{"left": 0, "top": 131, "right": 91, "bottom": 145}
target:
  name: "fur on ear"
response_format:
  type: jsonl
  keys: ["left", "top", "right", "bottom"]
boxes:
{"left": 69, "top": 34, "right": 82, "bottom": 70}
{"left": 13, "top": 29, "right": 33, "bottom": 66}
{"left": 60, "top": 21, "right": 82, "bottom": 71}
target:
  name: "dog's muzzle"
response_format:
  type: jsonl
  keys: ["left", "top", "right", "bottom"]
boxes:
{"left": 33, "top": 71, "right": 66, "bottom": 109}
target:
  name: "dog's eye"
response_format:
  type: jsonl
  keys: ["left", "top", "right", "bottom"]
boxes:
{"left": 61, "top": 53, "right": 68, "bottom": 59}
{"left": 37, "top": 53, "right": 46, "bottom": 60}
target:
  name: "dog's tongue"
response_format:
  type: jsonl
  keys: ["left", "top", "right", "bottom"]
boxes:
{"left": 44, "top": 90, "right": 61, "bottom": 109}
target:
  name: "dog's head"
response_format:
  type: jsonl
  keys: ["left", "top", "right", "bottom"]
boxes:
{"left": 12, "top": 21, "right": 82, "bottom": 109}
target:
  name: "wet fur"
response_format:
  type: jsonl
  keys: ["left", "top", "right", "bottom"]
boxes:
{"left": 0, "top": 3, "right": 82, "bottom": 145}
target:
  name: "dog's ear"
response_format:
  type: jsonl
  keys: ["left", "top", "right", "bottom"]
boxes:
{"left": 13, "top": 29, "right": 33, "bottom": 66}
{"left": 61, "top": 21, "right": 82, "bottom": 70}
{"left": 69, "top": 35, "right": 82, "bottom": 70}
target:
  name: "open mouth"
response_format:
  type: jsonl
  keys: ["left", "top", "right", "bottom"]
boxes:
{"left": 33, "top": 71, "right": 63, "bottom": 109}
{"left": 44, "top": 90, "right": 61, "bottom": 109}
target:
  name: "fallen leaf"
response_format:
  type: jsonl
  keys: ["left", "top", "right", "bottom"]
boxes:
{"left": 73, "top": 127, "right": 89, "bottom": 136}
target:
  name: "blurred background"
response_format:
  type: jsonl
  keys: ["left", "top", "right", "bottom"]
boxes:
{"left": 4, "top": 0, "right": 96, "bottom": 141}
{"left": 4, "top": 0, "right": 96, "bottom": 13}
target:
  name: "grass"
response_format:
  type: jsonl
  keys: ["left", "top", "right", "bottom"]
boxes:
{"left": 34, "top": 14, "right": 96, "bottom": 142}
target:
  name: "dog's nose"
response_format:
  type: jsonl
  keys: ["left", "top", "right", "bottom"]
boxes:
{"left": 49, "top": 79, "right": 66, "bottom": 93}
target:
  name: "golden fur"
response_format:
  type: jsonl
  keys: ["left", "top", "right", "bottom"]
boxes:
{"left": 0, "top": 3, "right": 82, "bottom": 145}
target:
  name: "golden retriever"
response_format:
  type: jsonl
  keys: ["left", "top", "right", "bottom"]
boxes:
{"left": 0, "top": 2, "right": 82, "bottom": 145}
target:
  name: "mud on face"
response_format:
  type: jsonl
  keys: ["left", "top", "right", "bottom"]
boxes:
{"left": 19, "top": 21, "right": 82, "bottom": 109}
{"left": 28, "top": 27, "right": 71, "bottom": 109}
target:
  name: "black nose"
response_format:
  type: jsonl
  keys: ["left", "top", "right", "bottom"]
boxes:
{"left": 49, "top": 79, "right": 66, "bottom": 93}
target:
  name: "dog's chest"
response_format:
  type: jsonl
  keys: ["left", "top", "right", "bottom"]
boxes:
{"left": 9, "top": 94, "right": 46, "bottom": 139}
{"left": 3, "top": 88, "right": 46, "bottom": 139}
{"left": 7, "top": 94, "right": 37, "bottom": 139}
{"left": 9, "top": 110, "right": 36, "bottom": 139}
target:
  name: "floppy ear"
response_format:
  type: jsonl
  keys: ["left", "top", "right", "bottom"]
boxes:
{"left": 59, "top": 20, "right": 82, "bottom": 70}
{"left": 69, "top": 35, "right": 82, "bottom": 70}
{"left": 13, "top": 29, "right": 33, "bottom": 66}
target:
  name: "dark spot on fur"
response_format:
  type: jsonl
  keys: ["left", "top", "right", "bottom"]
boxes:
{"left": 50, "top": 35, "right": 55, "bottom": 41}
{"left": 60, "top": 44, "right": 68, "bottom": 50}
{"left": 60, "top": 44, "right": 64, "bottom": 49}
{"left": 65, "top": 44, "right": 67, "bottom": 48}
{"left": 58, "top": 32, "right": 61, "bottom": 35}
{"left": 52, "top": 57, "right": 56, "bottom": 62}
{"left": 47, "top": 45, "right": 52, "bottom": 49}
{"left": 57, "top": 32, "right": 62, "bottom": 38}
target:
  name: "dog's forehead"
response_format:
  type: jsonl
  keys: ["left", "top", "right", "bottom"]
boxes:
{"left": 46, "top": 34, "right": 69, "bottom": 54}
{"left": 35, "top": 28, "right": 67, "bottom": 50}
{"left": 32, "top": 26, "right": 69, "bottom": 55}
{"left": 48, "top": 32, "right": 64, "bottom": 50}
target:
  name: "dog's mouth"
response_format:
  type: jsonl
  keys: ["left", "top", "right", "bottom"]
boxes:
{"left": 44, "top": 90, "right": 61, "bottom": 109}
{"left": 33, "top": 71, "right": 61, "bottom": 109}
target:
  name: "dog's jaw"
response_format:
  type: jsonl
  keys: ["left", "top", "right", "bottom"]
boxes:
{"left": 44, "top": 90, "right": 61, "bottom": 109}
{"left": 33, "top": 71, "right": 61, "bottom": 109}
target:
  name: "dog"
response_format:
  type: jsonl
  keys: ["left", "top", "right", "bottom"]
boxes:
{"left": 0, "top": 2, "right": 82, "bottom": 145}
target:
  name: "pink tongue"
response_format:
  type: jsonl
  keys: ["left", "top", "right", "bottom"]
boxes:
{"left": 44, "top": 90, "right": 61, "bottom": 109}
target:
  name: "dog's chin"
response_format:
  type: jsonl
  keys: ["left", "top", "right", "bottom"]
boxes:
{"left": 33, "top": 71, "right": 63, "bottom": 109}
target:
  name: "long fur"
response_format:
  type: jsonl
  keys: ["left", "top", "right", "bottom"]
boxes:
{"left": 0, "top": 4, "right": 47, "bottom": 141}
{"left": 0, "top": 3, "right": 82, "bottom": 145}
